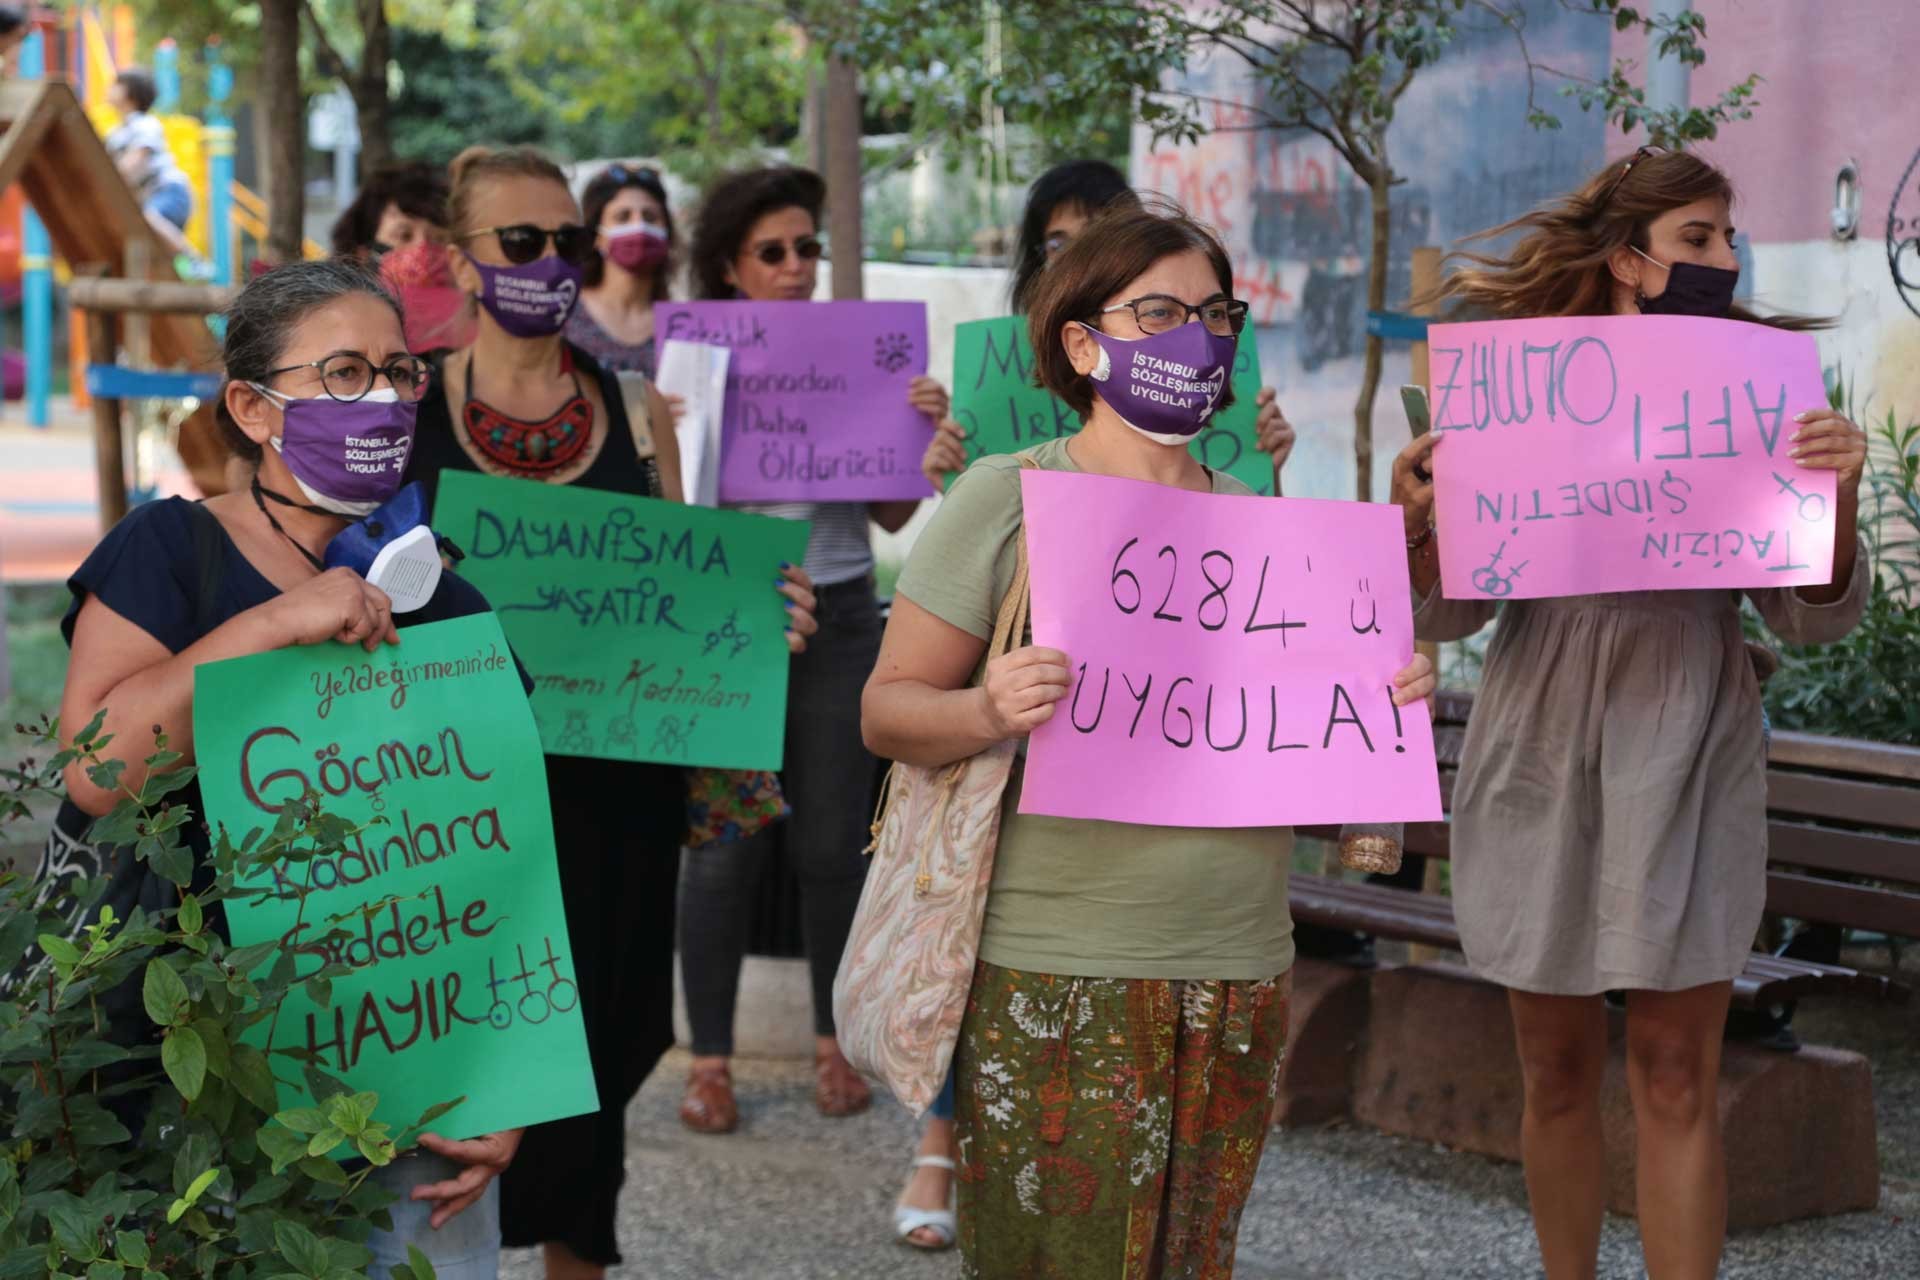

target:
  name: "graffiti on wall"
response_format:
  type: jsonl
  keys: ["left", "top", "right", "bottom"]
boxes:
{"left": 1892, "top": 146, "right": 1920, "bottom": 320}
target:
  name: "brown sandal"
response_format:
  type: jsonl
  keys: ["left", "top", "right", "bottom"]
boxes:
{"left": 814, "top": 1046, "right": 872, "bottom": 1118}
{"left": 679, "top": 1063, "right": 738, "bottom": 1134}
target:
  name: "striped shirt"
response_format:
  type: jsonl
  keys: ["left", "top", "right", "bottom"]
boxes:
{"left": 731, "top": 501, "right": 873, "bottom": 586}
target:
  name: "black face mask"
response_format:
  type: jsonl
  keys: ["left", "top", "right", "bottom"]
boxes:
{"left": 1635, "top": 254, "right": 1739, "bottom": 318}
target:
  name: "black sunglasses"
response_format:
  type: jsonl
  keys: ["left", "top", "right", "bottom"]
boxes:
{"left": 461, "top": 223, "right": 597, "bottom": 267}
{"left": 748, "top": 237, "right": 823, "bottom": 267}
{"left": 607, "top": 164, "right": 663, "bottom": 188}
{"left": 1599, "top": 144, "right": 1667, "bottom": 208}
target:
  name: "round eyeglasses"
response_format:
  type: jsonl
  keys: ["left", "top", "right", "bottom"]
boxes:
{"left": 262, "top": 353, "right": 432, "bottom": 402}
{"left": 1099, "top": 294, "right": 1249, "bottom": 337}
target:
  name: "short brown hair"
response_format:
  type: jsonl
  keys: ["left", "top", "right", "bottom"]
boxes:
{"left": 1026, "top": 201, "right": 1237, "bottom": 419}
{"left": 689, "top": 166, "right": 826, "bottom": 300}
{"left": 446, "top": 145, "right": 571, "bottom": 240}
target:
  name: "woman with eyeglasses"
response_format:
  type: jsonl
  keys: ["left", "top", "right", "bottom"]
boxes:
{"left": 865, "top": 200, "right": 1436, "bottom": 1274}
{"left": 49, "top": 258, "right": 521, "bottom": 1279}
{"left": 673, "top": 164, "right": 953, "bottom": 1137}
{"left": 1392, "top": 148, "right": 1866, "bottom": 1280}
{"left": 566, "top": 164, "right": 677, "bottom": 377}
{"left": 402, "top": 146, "right": 818, "bottom": 1280}
{"left": 919, "top": 158, "right": 1297, "bottom": 493}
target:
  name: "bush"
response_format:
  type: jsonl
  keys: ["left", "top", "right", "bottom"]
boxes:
{"left": 0, "top": 713, "right": 457, "bottom": 1279}
{"left": 1754, "top": 393, "right": 1920, "bottom": 745}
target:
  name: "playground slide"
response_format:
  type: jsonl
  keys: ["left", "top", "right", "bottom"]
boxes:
{"left": 0, "top": 76, "right": 218, "bottom": 374}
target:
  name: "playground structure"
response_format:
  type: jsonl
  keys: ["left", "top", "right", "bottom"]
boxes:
{"left": 2, "top": 7, "right": 324, "bottom": 510}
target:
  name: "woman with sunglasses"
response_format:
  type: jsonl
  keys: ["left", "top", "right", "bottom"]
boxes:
{"left": 919, "top": 158, "right": 1297, "bottom": 492}
{"left": 567, "top": 163, "right": 677, "bottom": 377}
{"left": 866, "top": 200, "right": 1436, "bottom": 1274}
{"left": 1392, "top": 148, "right": 1866, "bottom": 1280}
{"left": 673, "top": 164, "right": 952, "bottom": 1135}
{"left": 50, "top": 258, "right": 521, "bottom": 1279}
{"left": 404, "top": 146, "right": 818, "bottom": 1280}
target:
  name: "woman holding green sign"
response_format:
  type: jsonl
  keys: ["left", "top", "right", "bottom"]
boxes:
{"left": 864, "top": 200, "right": 1436, "bottom": 1274}
{"left": 51, "top": 258, "right": 526, "bottom": 1278}
{"left": 400, "top": 146, "right": 819, "bottom": 1280}
{"left": 919, "top": 158, "right": 1298, "bottom": 494}
{"left": 1393, "top": 147, "right": 1867, "bottom": 1280}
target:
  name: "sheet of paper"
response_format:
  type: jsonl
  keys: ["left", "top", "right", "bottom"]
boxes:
{"left": 657, "top": 338, "right": 729, "bottom": 507}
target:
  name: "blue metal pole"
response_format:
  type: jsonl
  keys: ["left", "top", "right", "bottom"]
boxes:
{"left": 206, "top": 40, "right": 235, "bottom": 288}
{"left": 21, "top": 28, "right": 51, "bottom": 428}
{"left": 154, "top": 39, "right": 181, "bottom": 113}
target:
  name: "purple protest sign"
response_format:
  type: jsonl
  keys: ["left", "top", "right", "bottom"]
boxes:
{"left": 656, "top": 300, "right": 935, "bottom": 502}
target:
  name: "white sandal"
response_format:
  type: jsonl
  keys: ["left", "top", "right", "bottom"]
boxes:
{"left": 893, "top": 1155, "right": 957, "bottom": 1251}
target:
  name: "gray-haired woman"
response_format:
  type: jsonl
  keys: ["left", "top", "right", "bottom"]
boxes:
{"left": 51, "top": 258, "right": 521, "bottom": 1278}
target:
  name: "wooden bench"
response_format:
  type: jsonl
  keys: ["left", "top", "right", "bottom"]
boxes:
{"left": 1295, "top": 689, "right": 1919, "bottom": 1015}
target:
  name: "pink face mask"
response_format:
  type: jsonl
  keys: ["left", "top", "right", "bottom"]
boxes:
{"left": 601, "top": 222, "right": 670, "bottom": 273}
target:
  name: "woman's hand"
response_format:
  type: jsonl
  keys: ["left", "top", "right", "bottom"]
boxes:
{"left": 981, "top": 646, "right": 1072, "bottom": 740}
{"left": 920, "top": 417, "right": 969, "bottom": 490}
{"left": 413, "top": 1129, "right": 523, "bottom": 1230}
{"left": 779, "top": 563, "right": 819, "bottom": 655}
{"left": 1391, "top": 651, "right": 1437, "bottom": 707}
{"left": 1391, "top": 433, "right": 1441, "bottom": 539}
{"left": 663, "top": 392, "right": 689, "bottom": 424}
{"left": 1253, "top": 387, "right": 1295, "bottom": 471}
{"left": 1791, "top": 409, "right": 1868, "bottom": 493}
{"left": 268, "top": 567, "right": 398, "bottom": 653}
{"left": 907, "top": 375, "right": 951, "bottom": 423}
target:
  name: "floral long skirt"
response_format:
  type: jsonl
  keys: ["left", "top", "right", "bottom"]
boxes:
{"left": 953, "top": 961, "right": 1293, "bottom": 1279}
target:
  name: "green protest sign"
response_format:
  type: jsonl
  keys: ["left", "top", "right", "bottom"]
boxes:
{"left": 949, "top": 316, "right": 1271, "bottom": 493}
{"left": 192, "top": 613, "right": 597, "bottom": 1140}
{"left": 433, "top": 471, "right": 810, "bottom": 769}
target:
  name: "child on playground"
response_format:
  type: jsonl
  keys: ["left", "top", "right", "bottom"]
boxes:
{"left": 104, "top": 65, "right": 201, "bottom": 271}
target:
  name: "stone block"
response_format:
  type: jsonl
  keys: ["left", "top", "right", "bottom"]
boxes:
{"left": 1272, "top": 957, "right": 1373, "bottom": 1128}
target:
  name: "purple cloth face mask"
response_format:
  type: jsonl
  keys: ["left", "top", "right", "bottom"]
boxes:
{"left": 602, "top": 221, "right": 670, "bottom": 273}
{"left": 256, "top": 385, "right": 418, "bottom": 517}
{"left": 1081, "top": 321, "right": 1238, "bottom": 445}
{"left": 465, "top": 251, "right": 582, "bottom": 337}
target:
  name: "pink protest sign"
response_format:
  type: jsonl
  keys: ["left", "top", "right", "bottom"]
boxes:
{"left": 656, "top": 300, "right": 935, "bottom": 503}
{"left": 1427, "top": 315, "right": 1836, "bottom": 600}
{"left": 1017, "top": 470, "right": 1443, "bottom": 829}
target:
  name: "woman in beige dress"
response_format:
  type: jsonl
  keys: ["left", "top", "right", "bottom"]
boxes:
{"left": 1391, "top": 149, "right": 1868, "bottom": 1280}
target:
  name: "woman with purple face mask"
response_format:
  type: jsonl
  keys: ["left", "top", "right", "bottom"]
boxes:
{"left": 566, "top": 164, "right": 676, "bottom": 378}
{"left": 1391, "top": 148, "right": 1867, "bottom": 1280}
{"left": 864, "top": 201, "right": 1437, "bottom": 1274}
{"left": 405, "top": 145, "right": 818, "bottom": 1280}
{"left": 50, "top": 259, "right": 525, "bottom": 1279}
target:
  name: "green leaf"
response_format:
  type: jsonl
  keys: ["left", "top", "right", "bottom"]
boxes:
{"left": 276, "top": 1106, "right": 331, "bottom": 1135}
{"left": 236, "top": 1172, "right": 291, "bottom": 1208}
{"left": 273, "top": 1219, "right": 331, "bottom": 1278}
{"left": 177, "top": 894, "right": 203, "bottom": 936}
{"left": 296, "top": 1155, "right": 349, "bottom": 1187}
{"left": 256, "top": 1124, "right": 310, "bottom": 1175}
{"left": 113, "top": 1232, "right": 149, "bottom": 1268}
{"left": 304, "top": 976, "right": 332, "bottom": 1008}
{"left": 226, "top": 940, "right": 280, "bottom": 974}
{"left": 36, "top": 934, "right": 81, "bottom": 967}
{"left": 183, "top": 1167, "right": 220, "bottom": 1205}
{"left": 162, "top": 1027, "right": 207, "bottom": 1101}
{"left": 306, "top": 1127, "right": 347, "bottom": 1158}
{"left": 141, "top": 960, "right": 188, "bottom": 1028}
{"left": 229, "top": 1044, "right": 280, "bottom": 1112}
{"left": 86, "top": 1262, "right": 124, "bottom": 1280}
{"left": 355, "top": 1133, "right": 395, "bottom": 1167}
{"left": 401, "top": 1243, "right": 435, "bottom": 1280}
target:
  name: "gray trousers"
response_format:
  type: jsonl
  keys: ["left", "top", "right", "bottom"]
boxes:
{"left": 678, "top": 577, "right": 884, "bottom": 1055}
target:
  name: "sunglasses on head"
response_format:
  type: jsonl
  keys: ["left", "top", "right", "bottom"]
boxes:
{"left": 1599, "top": 144, "right": 1668, "bottom": 208}
{"left": 462, "top": 223, "right": 597, "bottom": 266}
{"left": 608, "top": 164, "right": 663, "bottom": 188}
{"left": 748, "top": 237, "right": 823, "bottom": 267}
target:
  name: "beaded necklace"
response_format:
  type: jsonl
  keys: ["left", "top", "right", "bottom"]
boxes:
{"left": 459, "top": 346, "right": 594, "bottom": 474}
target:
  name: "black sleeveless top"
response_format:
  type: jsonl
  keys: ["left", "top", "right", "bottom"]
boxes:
{"left": 405, "top": 343, "right": 662, "bottom": 508}
{"left": 405, "top": 342, "right": 686, "bottom": 847}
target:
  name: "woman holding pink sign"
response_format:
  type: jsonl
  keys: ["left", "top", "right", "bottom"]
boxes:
{"left": 1394, "top": 147, "right": 1867, "bottom": 1280}
{"left": 865, "top": 200, "right": 1436, "bottom": 1275}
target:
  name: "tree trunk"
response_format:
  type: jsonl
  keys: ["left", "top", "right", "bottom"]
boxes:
{"left": 1352, "top": 174, "right": 1392, "bottom": 501}
{"left": 260, "top": 0, "right": 306, "bottom": 264}
{"left": 823, "top": 53, "right": 863, "bottom": 301}
{"left": 352, "top": 0, "right": 394, "bottom": 176}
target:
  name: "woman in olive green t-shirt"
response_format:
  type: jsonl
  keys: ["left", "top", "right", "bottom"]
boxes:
{"left": 863, "top": 203, "right": 1436, "bottom": 1278}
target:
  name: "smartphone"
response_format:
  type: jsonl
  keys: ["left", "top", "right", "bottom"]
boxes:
{"left": 1400, "top": 384, "right": 1431, "bottom": 438}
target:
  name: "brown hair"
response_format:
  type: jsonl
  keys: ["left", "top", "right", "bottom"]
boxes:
{"left": 446, "top": 145, "right": 572, "bottom": 240}
{"left": 1431, "top": 149, "right": 1826, "bottom": 330}
{"left": 1027, "top": 200, "right": 1237, "bottom": 418}
{"left": 689, "top": 166, "right": 826, "bottom": 300}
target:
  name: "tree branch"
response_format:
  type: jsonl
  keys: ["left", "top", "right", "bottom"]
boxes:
{"left": 300, "top": 0, "right": 354, "bottom": 85}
